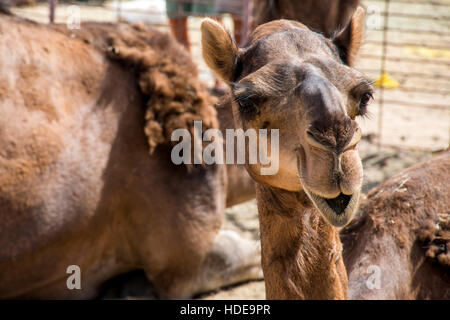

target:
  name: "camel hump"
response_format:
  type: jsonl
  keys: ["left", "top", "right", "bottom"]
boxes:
{"left": 54, "top": 22, "right": 219, "bottom": 159}
{"left": 103, "top": 23, "right": 219, "bottom": 156}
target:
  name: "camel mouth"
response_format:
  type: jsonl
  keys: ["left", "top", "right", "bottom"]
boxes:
{"left": 303, "top": 188, "right": 360, "bottom": 227}
{"left": 325, "top": 193, "right": 352, "bottom": 215}
{"left": 295, "top": 150, "right": 360, "bottom": 227}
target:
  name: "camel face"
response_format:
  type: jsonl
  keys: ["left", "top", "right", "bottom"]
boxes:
{"left": 202, "top": 15, "right": 371, "bottom": 227}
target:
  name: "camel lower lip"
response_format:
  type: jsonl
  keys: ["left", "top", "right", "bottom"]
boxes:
{"left": 295, "top": 151, "right": 360, "bottom": 227}
{"left": 303, "top": 188, "right": 360, "bottom": 227}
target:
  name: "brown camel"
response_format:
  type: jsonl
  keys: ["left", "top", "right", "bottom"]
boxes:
{"left": 251, "top": 0, "right": 449, "bottom": 300}
{"left": 253, "top": 0, "right": 360, "bottom": 38}
{"left": 202, "top": 5, "right": 369, "bottom": 299}
{"left": 253, "top": 0, "right": 361, "bottom": 66}
{"left": 0, "top": 12, "right": 262, "bottom": 299}
{"left": 341, "top": 152, "right": 450, "bottom": 299}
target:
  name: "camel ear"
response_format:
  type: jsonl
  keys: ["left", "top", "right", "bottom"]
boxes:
{"left": 201, "top": 18, "right": 239, "bottom": 82}
{"left": 333, "top": 6, "right": 365, "bottom": 67}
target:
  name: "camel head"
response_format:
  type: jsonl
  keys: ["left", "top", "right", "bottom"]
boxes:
{"left": 201, "top": 8, "right": 372, "bottom": 227}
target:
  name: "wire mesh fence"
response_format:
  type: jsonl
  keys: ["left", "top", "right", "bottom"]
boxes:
{"left": 357, "top": 0, "right": 449, "bottom": 151}
{"left": 9, "top": 0, "right": 450, "bottom": 152}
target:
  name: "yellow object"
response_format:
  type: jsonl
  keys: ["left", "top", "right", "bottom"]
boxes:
{"left": 405, "top": 46, "right": 450, "bottom": 59}
{"left": 375, "top": 72, "right": 399, "bottom": 89}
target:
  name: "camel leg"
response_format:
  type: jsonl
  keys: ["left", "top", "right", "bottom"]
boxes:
{"left": 190, "top": 230, "right": 263, "bottom": 296}
{"left": 150, "top": 229, "right": 263, "bottom": 298}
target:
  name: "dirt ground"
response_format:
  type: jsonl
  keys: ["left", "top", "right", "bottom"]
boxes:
{"left": 9, "top": 0, "right": 449, "bottom": 300}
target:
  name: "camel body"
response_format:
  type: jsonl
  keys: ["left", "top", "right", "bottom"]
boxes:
{"left": 342, "top": 152, "right": 450, "bottom": 299}
{"left": 246, "top": 1, "right": 449, "bottom": 300}
{"left": 0, "top": 14, "right": 261, "bottom": 299}
{"left": 253, "top": 0, "right": 360, "bottom": 38}
{"left": 202, "top": 5, "right": 368, "bottom": 298}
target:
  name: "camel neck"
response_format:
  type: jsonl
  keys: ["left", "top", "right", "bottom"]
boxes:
{"left": 255, "top": 184, "right": 348, "bottom": 299}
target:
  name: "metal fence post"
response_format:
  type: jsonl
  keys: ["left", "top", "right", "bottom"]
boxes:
{"left": 49, "top": 0, "right": 57, "bottom": 23}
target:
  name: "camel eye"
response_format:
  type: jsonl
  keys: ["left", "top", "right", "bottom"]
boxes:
{"left": 358, "top": 92, "right": 373, "bottom": 116}
{"left": 237, "top": 97, "right": 258, "bottom": 115}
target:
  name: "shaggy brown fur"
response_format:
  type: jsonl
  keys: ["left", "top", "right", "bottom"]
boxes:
{"left": 55, "top": 23, "right": 255, "bottom": 205}
{"left": 53, "top": 22, "right": 218, "bottom": 157}
{"left": 341, "top": 152, "right": 450, "bottom": 299}
{"left": 418, "top": 216, "right": 450, "bottom": 267}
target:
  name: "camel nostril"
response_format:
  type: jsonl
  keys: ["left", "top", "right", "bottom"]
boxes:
{"left": 325, "top": 193, "right": 351, "bottom": 215}
{"left": 305, "top": 130, "right": 332, "bottom": 151}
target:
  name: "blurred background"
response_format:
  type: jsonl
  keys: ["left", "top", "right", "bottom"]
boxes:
{"left": 7, "top": 0, "right": 449, "bottom": 299}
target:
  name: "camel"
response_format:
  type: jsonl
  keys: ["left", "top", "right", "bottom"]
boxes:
{"left": 249, "top": 0, "right": 450, "bottom": 300}
{"left": 253, "top": 0, "right": 360, "bottom": 39}
{"left": 341, "top": 152, "right": 450, "bottom": 299}
{"left": 202, "top": 5, "right": 369, "bottom": 299}
{"left": 0, "top": 12, "right": 262, "bottom": 299}
{"left": 253, "top": 0, "right": 361, "bottom": 66}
